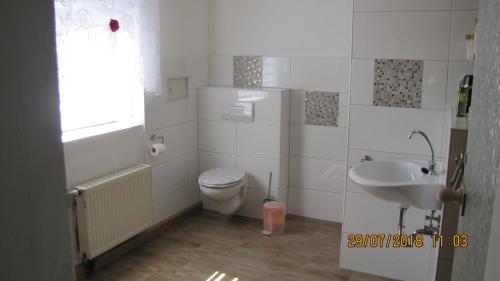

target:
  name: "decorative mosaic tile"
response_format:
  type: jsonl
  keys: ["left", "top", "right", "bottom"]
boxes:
{"left": 373, "top": 59, "right": 423, "bottom": 108}
{"left": 305, "top": 91, "right": 339, "bottom": 127}
{"left": 233, "top": 56, "right": 263, "bottom": 89}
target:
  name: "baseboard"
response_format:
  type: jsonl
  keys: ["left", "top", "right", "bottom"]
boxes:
{"left": 75, "top": 201, "right": 203, "bottom": 280}
{"left": 285, "top": 213, "right": 342, "bottom": 225}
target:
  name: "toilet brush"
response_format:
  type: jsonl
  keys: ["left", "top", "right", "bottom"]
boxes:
{"left": 263, "top": 172, "right": 275, "bottom": 203}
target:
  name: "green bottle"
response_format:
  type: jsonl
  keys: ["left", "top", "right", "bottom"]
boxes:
{"left": 457, "top": 88, "right": 467, "bottom": 117}
{"left": 456, "top": 75, "right": 473, "bottom": 117}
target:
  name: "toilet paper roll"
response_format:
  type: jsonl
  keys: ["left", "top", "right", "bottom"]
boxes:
{"left": 150, "top": 143, "right": 166, "bottom": 157}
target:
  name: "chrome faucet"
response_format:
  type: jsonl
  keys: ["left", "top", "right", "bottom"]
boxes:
{"left": 408, "top": 130, "right": 436, "bottom": 175}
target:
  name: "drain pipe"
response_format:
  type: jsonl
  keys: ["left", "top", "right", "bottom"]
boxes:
{"left": 397, "top": 206, "right": 408, "bottom": 235}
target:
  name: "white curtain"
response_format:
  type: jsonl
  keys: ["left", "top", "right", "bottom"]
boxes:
{"left": 54, "top": 0, "right": 160, "bottom": 133}
{"left": 136, "top": 0, "right": 161, "bottom": 95}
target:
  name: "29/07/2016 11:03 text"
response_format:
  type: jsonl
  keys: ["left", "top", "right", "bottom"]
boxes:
{"left": 346, "top": 233, "right": 469, "bottom": 248}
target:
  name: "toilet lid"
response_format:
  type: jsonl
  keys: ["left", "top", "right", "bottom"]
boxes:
{"left": 199, "top": 168, "right": 245, "bottom": 188}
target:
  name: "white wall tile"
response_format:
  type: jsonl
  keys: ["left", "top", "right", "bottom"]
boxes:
{"left": 210, "top": 0, "right": 352, "bottom": 57}
{"left": 281, "top": 90, "right": 291, "bottom": 125}
{"left": 351, "top": 59, "right": 375, "bottom": 105}
{"left": 289, "top": 156, "right": 345, "bottom": 193}
{"left": 441, "top": 109, "right": 453, "bottom": 173}
{"left": 237, "top": 156, "right": 281, "bottom": 193}
{"left": 290, "top": 124, "right": 347, "bottom": 160}
{"left": 159, "top": 0, "right": 209, "bottom": 57}
{"left": 452, "top": 0, "right": 479, "bottom": 10}
{"left": 186, "top": 121, "right": 198, "bottom": 153}
{"left": 237, "top": 124, "right": 282, "bottom": 159}
{"left": 198, "top": 87, "right": 236, "bottom": 121}
{"left": 198, "top": 151, "right": 237, "bottom": 174}
{"left": 198, "top": 120, "right": 236, "bottom": 154}
{"left": 449, "top": 10, "right": 478, "bottom": 61}
{"left": 236, "top": 188, "right": 274, "bottom": 219}
{"left": 280, "top": 124, "right": 290, "bottom": 159}
{"left": 278, "top": 158, "right": 289, "bottom": 204}
{"left": 288, "top": 187, "right": 344, "bottom": 222}
{"left": 153, "top": 184, "right": 199, "bottom": 224}
{"left": 64, "top": 126, "right": 145, "bottom": 188}
{"left": 188, "top": 182, "right": 201, "bottom": 204}
{"left": 446, "top": 61, "right": 474, "bottom": 107}
{"left": 187, "top": 151, "right": 199, "bottom": 184}
{"left": 338, "top": 94, "right": 349, "bottom": 128}
{"left": 162, "top": 57, "right": 186, "bottom": 80}
{"left": 144, "top": 94, "right": 188, "bottom": 132}
{"left": 353, "top": 12, "right": 451, "bottom": 60}
{"left": 290, "top": 57, "right": 351, "bottom": 92}
{"left": 354, "top": 0, "right": 451, "bottom": 11}
{"left": 152, "top": 156, "right": 188, "bottom": 200}
{"left": 162, "top": 55, "right": 210, "bottom": 89}
{"left": 186, "top": 55, "right": 210, "bottom": 88}
{"left": 209, "top": 55, "right": 233, "bottom": 86}
{"left": 262, "top": 57, "right": 291, "bottom": 88}
{"left": 349, "top": 105, "right": 444, "bottom": 157}
{"left": 422, "top": 61, "right": 448, "bottom": 110}
{"left": 146, "top": 123, "right": 187, "bottom": 165}
{"left": 237, "top": 89, "right": 287, "bottom": 125}
{"left": 187, "top": 88, "right": 198, "bottom": 121}
{"left": 343, "top": 192, "right": 427, "bottom": 234}
{"left": 290, "top": 90, "right": 306, "bottom": 123}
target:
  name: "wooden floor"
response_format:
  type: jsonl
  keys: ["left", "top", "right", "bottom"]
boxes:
{"left": 87, "top": 211, "right": 390, "bottom": 281}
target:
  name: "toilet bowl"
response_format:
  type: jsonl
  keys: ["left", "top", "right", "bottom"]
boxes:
{"left": 199, "top": 168, "right": 248, "bottom": 215}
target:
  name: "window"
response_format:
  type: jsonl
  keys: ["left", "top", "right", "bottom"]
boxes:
{"left": 55, "top": 0, "right": 145, "bottom": 142}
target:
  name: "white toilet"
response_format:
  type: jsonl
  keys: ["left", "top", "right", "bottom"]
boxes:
{"left": 198, "top": 168, "right": 248, "bottom": 215}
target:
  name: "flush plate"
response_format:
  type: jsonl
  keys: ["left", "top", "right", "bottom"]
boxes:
{"left": 221, "top": 102, "right": 254, "bottom": 122}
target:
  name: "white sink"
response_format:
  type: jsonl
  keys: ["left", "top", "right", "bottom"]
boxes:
{"left": 349, "top": 160, "right": 445, "bottom": 210}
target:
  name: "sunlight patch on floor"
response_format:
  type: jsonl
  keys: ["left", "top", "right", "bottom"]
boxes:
{"left": 206, "top": 271, "right": 239, "bottom": 281}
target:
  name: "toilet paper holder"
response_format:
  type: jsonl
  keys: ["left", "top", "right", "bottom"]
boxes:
{"left": 150, "top": 133, "right": 164, "bottom": 144}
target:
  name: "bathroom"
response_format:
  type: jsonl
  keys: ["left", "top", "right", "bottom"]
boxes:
{"left": 2, "top": 0, "right": 499, "bottom": 281}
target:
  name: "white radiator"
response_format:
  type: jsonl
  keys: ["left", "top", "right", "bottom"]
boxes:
{"left": 73, "top": 164, "right": 152, "bottom": 260}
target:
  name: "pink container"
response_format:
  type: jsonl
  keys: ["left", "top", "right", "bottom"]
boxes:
{"left": 263, "top": 201, "right": 286, "bottom": 235}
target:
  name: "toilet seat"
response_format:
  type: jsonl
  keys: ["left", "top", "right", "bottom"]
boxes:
{"left": 199, "top": 168, "right": 246, "bottom": 189}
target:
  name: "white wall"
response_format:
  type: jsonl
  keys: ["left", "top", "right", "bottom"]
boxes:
{"left": 145, "top": 0, "right": 210, "bottom": 223}
{"left": 341, "top": 0, "right": 478, "bottom": 280}
{"left": 0, "top": 1, "right": 75, "bottom": 280}
{"left": 209, "top": 0, "right": 351, "bottom": 57}
{"left": 208, "top": 0, "right": 353, "bottom": 222}
{"left": 64, "top": 127, "right": 145, "bottom": 188}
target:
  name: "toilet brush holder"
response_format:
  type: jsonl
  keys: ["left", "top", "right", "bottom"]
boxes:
{"left": 263, "top": 201, "right": 286, "bottom": 236}
{"left": 262, "top": 172, "right": 285, "bottom": 235}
